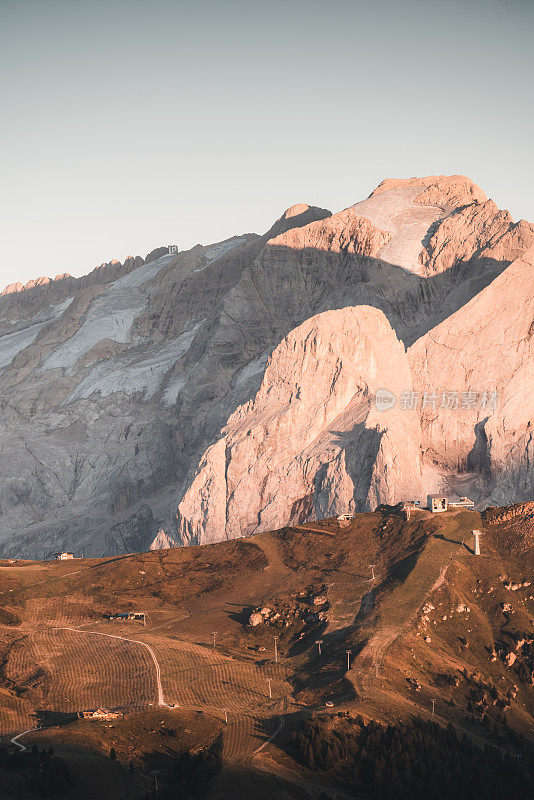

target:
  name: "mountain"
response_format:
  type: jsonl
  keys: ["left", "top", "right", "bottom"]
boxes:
{"left": 175, "top": 306, "right": 425, "bottom": 544}
{"left": 0, "top": 175, "right": 533, "bottom": 558}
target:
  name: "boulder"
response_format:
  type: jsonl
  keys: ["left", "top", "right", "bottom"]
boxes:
{"left": 505, "top": 652, "right": 517, "bottom": 668}
{"left": 312, "top": 595, "right": 328, "bottom": 606}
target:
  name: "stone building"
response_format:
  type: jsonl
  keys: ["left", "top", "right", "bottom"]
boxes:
{"left": 427, "top": 494, "right": 448, "bottom": 513}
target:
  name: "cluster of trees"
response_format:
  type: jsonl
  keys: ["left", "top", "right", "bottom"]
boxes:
{"left": 162, "top": 733, "right": 223, "bottom": 799}
{"left": 0, "top": 744, "right": 72, "bottom": 797}
{"left": 291, "top": 715, "right": 533, "bottom": 800}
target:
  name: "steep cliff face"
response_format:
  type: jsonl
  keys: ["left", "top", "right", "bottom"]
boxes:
{"left": 418, "top": 202, "right": 534, "bottom": 276}
{"left": 0, "top": 175, "right": 533, "bottom": 557}
{"left": 408, "top": 246, "right": 534, "bottom": 505}
{"left": 175, "top": 307, "right": 424, "bottom": 544}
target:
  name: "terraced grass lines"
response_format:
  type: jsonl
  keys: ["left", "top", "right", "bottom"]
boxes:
{"left": 3, "top": 632, "right": 50, "bottom": 694}
{"left": 144, "top": 638, "right": 293, "bottom": 714}
{"left": 0, "top": 692, "right": 35, "bottom": 738}
{"left": 222, "top": 714, "right": 256, "bottom": 762}
{"left": 4, "top": 628, "right": 156, "bottom": 714}
{"left": 223, "top": 714, "right": 285, "bottom": 763}
{"left": 22, "top": 595, "right": 97, "bottom": 628}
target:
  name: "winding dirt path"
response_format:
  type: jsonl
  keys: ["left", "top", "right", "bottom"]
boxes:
{"left": 55, "top": 626, "right": 167, "bottom": 706}
{"left": 10, "top": 726, "right": 39, "bottom": 752}
{"left": 350, "top": 514, "right": 476, "bottom": 694}
{"left": 9, "top": 625, "right": 169, "bottom": 751}
{"left": 8, "top": 623, "right": 293, "bottom": 765}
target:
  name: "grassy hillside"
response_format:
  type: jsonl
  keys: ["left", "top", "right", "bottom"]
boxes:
{"left": 0, "top": 504, "right": 532, "bottom": 798}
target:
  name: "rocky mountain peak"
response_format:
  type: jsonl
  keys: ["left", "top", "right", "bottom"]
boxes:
{"left": 282, "top": 203, "right": 314, "bottom": 219}
{"left": 0, "top": 176, "right": 533, "bottom": 559}
{"left": 266, "top": 203, "right": 332, "bottom": 239}
{"left": 370, "top": 174, "right": 488, "bottom": 208}
{"left": 1, "top": 273, "right": 74, "bottom": 297}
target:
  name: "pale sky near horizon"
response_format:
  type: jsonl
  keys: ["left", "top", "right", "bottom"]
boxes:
{"left": 1, "top": 0, "right": 533, "bottom": 288}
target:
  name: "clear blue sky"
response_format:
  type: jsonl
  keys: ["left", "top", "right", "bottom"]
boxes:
{"left": 1, "top": 0, "right": 532, "bottom": 288}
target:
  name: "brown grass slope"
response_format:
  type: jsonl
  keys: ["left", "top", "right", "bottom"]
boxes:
{"left": 0, "top": 504, "right": 531, "bottom": 799}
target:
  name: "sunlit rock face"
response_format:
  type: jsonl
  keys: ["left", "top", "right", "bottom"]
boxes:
{"left": 1, "top": 175, "right": 533, "bottom": 557}
{"left": 175, "top": 306, "right": 424, "bottom": 545}
{"left": 408, "top": 246, "right": 534, "bottom": 506}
